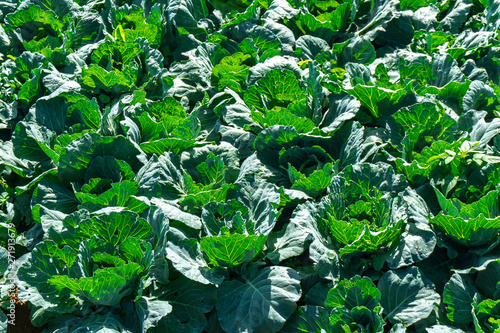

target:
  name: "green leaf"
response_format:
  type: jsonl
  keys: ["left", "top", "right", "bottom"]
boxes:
{"left": 379, "top": 267, "right": 440, "bottom": 326}
{"left": 320, "top": 94, "right": 360, "bottom": 133}
{"left": 82, "top": 64, "right": 136, "bottom": 94}
{"left": 388, "top": 102, "right": 457, "bottom": 157}
{"left": 68, "top": 97, "right": 101, "bottom": 130}
{"left": 32, "top": 178, "right": 79, "bottom": 214}
{"left": 399, "top": 0, "right": 431, "bottom": 10}
{"left": 110, "top": 7, "right": 159, "bottom": 45}
{"left": 169, "top": 0, "right": 210, "bottom": 35}
{"left": 216, "top": 265, "right": 301, "bottom": 333}
{"left": 289, "top": 12, "right": 339, "bottom": 43}
{"left": 12, "top": 121, "right": 57, "bottom": 162}
{"left": 76, "top": 181, "right": 141, "bottom": 212}
{"left": 69, "top": 11, "right": 103, "bottom": 49}
{"left": 323, "top": 276, "right": 384, "bottom": 332}
{"left": 212, "top": 52, "right": 250, "bottom": 92}
{"left": 254, "top": 125, "right": 299, "bottom": 168}
{"left": 473, "top": 298, "right": 500, "bottom": 333}
{"left": 5, "top": 5, "right": 63, "bottom": 31}
{"left": 133, "top": 297, "right": 172, "bottom": 333}
{"left": 135, "top": 153, "right": 185, "bottom": 200}
{"left": 135, "top": 112, "right": 167, "bottom": 142}
{"left": 384, "top": 188, "right": 436, "bottom": 269}
{"left": 290, "top": 163, "right": 334, "bottom": 197}
{"left": 430, "top": 213, "right": 500, "bottom": 248}
{"left": 166, "top": 239, "right": 225, "bottom": 285}
{"left": 244, "top": 69, "right": 306, "bottom": 112}
{"left": 46, "top": 312, "right": 129, "bottom": 333}
{"left": 325, "top": 276, "right": 381, "bottom": 310}
{"left": 347, "top": 84, "right": 407, "bottom": 119}
{"left": 156, "top": 277, "right": 217, "bottom": 332}
{"left": 235, "top": 181, "right": 281, "bottom": 236}
{"left": 200, "top": 234, "right": 267, "bottom": 267}
{"left": 140, "top": 138, "right": 202, "bottom": 155}
{"left": 119, "top": 237, "right": 150, "bottom": 264}
{"left": 180, "top": 183, "right": 236, "bottom": 211}
{"left": 84, "top": 156, "right": 129, "bottom": 184}
{"left": 429, "top": 54, "right": 466, "bottom": 88}
{"left": 149, "top": 98, "right": 186, "bottom": 126}
{"left": 282, "top": 306, "right": 334, "bottom": 332}
{"left": 443, "top": 272, "right": 478, "bottom": 324}
{"left": 195, "top": 152, "right": 226, "bottom": 187}
{"left": 476, "top": 260, "right": 500, "bottom": 300}
{"left": 17, "top": 69, "right": 43, "bottom": 104}
{"left": 341, "top": 37, "right": 376, "bottom": 65}
{"left": 201, "top": 200, "right": 249, "bottom": 236}
{"left": 29, "top": 97, "right": 68, "bottom": 134}
{"left": 50, "top": 263, "right": 143, "bottom": 306}
{"left": 58, "top": 133, "right": 142, "bottom": 182}
{"left": 76, "top": 211, "right": 152, "bottom": 246}
{"left": 169, "top": 43, "right": 227, "bottom": 87}
{"left": 252, "top": 108, "right": 316, "bottom": 133}
{"left": 439, "top": 0, "right": 472, "bottom": 34}
{"left": 17, "top": 241, "right": 79, "bottom": 319}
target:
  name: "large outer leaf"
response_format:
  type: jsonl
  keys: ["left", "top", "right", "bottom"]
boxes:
{"left": 262, "top": 0, "right": 299, "bottom": 21}
{"left": 443, "top": 273, "right": 478, "bottom": 324}
{"left": 244, "top": 69, "right": 306, "bottom": 112}
{"left": 135, "top": 154, "right": 185, "bottom": 200}
{"left": 282, "top": 306, "right": 333, "bottom": 332}
{"left": 429, "top": 54, "right": 465, "bottom": 88}
{"left": 166, "top": 239, "right": 225, "bottom": 285}
{"left": 430, "top": 213, "right": 500, "bottom": 247}
{"left": 347, "top": 84, "right": 406, "bottom": 119}
{"left": 341, "top": 37, "right": 376, "bottom": 64}
{"left": 201, "top": 234, "right": 266, "bottom": 267}
{"left": 439, "top": 0, "right": 472, "bottom": 34}
{"left": 156, "top": 277, "right": 216, "bottom": 332}
{"left": 32, "top": 178, "right": 79, "bottom": 214}
{"left": 325, "top": 276, "right": 381, "bottom": 310}
{"left": 12, "top": 121, "right": 57, "bottom": 162}
{"left": 49, "top": 263, "right": 143, "bottom": 307}
{"left": 133, "top": 297, "right": 172, "bottom": 333}
{"left": 295, "top": 35, "right": 329, "bottom": 60}
{"left": 476, "top": 260, "right": 500, "bottom": 299}
{"left": 77, "top": 211, "right": 152, "bottom": 246}
{"left": 169, "top": 43, "right": 225, "bottom": 87}
{"left": 379, "top": 266, "right": 440, "bottom": 326}
{"left": 267, "top": 201, "right": 319, "bottom": 263}
{"left": 58, "top": 133, "right": 142, "bottom": 182}
{"left": 47, "top": 312, "right": 131, "bottom": 333}
{"left": 385, "top": 189, "right": 436, "bottom": 269}
{"left": 235, "top": 181, "right": 280, "bottom": 236}
{"left": 16, "top": 245, "right": 80, "bottom": 326}
{"left": 216, "top": 265, "right": 301, "bottom": 333}
{"left": 27, "top": 96, "right": 68, "bottom": 134}
{"left": 320, "top": 94, "right": 359, "bottom": 133}
{"left": 168, "top": 0, "right": 209, "bottom": 33}
{"left": 82, "top": 64, "right": 136, "bottom": 93}
{"left": 486, "top": 0, "right": 500, "bottom": 32}
{"left": 140, "top": 138, "right": 201, "bottom": 155}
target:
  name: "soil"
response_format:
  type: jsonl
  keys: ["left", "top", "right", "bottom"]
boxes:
{"left": 3, "top": 287, "right": 47, "bottom": 333}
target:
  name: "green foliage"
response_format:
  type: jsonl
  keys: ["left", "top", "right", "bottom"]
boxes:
{"left": 2, "top": 0, "right": 500, "bottom": 332}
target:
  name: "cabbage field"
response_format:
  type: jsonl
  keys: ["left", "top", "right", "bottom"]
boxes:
{"left": 1, "top": 0, "right": 500, "bottom": 332}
